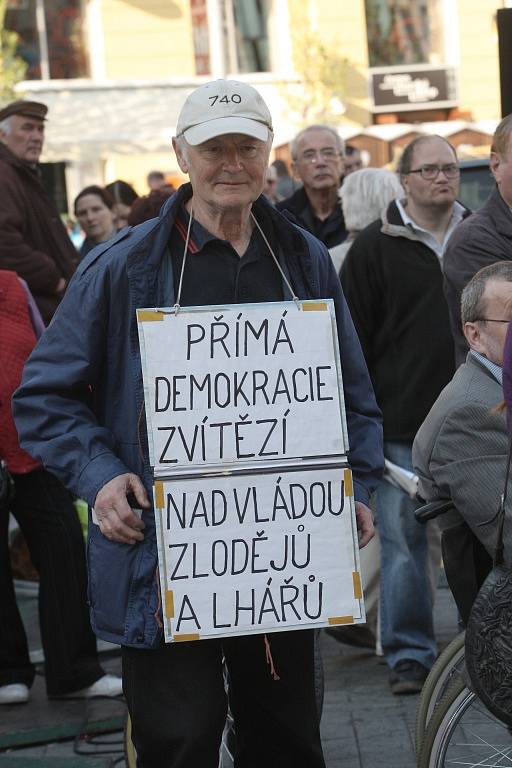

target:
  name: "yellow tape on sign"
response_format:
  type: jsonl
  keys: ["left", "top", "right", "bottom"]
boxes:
{"left": 352, "top": 572, "right": 363, "bottom": 599}
{"left": 154, "top": 481, "right": 164, "bottom": 510}
{"left": 344, "top": 468, "right": 353, "bottom": 497}
{"left": 173, "top": 634, "right": 200, "bottom": 642}
{"left": 137, "top": 310, "right": 164, "bottom": 322}
{"left": 302, "top": 302, "right": 328, "bottom": 312}
{"left": 328, "top": 616, "right": 354, "bottom": 625}
{"left": 164, "top": 590, "right": 174, "bottom": 618}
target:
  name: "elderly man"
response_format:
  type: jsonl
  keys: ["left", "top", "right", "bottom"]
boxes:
{"left": 0, "top": 100, "right": 77, "bottom": 324}
{"left": 444, "top": 115, "right": 512, "bottom": 365}
{"left": 277, "top": 124, "right": 347, "bottom": 248}
{"left": 413, "top": 262, "right": 512, "bottom": 620}
{"left": 343, "top": 145, "right": 363, "bottom": 175}
{"left": 14, "top": 80, "right": 383, "bottom": 768}
{"left": 341, "top": 135, "right": 470, "bottom": 694}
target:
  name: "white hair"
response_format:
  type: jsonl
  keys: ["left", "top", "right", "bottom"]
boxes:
{"left": 339, "top": 168, "right": 404, "bottom": 233}
{"left": 0, "top": 117, "right": 12, "bottom": 135}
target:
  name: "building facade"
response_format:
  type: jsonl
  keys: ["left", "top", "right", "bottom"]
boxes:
{"left": 4, "top": 0, "right": 508, "bottom": 206}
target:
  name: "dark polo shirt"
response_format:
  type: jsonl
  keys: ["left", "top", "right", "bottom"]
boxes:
{"left": 169, "top": 201, "right": 284, "bottom": 306}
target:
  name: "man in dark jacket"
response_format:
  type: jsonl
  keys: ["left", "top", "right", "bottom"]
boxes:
{"left": 14, "top": 80, "right": 383, "bottom": 768}
{"left": 0, "top": 100, "right": 77, "bottom": 324}
{"left": 277, "top": 125, "right": 347, "bottom": 249}
{"left": 444, "top": 114, "right": 512, "bottom": 365}
{"left": 341, "top": 135, "right": 469, "bottom": 695}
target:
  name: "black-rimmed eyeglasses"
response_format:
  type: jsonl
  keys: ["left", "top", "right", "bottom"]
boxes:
{"left": 405, "top": 164, "right": 460, "bottom": 180}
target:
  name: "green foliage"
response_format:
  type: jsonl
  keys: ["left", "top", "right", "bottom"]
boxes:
{"left": 0, "top": 0, "right": 27, "bottom": 102}
{"left": 282, "top": 31, "right": 349, "bottom": 127}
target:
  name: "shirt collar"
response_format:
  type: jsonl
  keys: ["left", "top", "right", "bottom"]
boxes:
{"left": 395, "top": 198, "right": 465, "bottom": 258}
{"left": 469, "top": 349, "right": 503, "bottom": 385}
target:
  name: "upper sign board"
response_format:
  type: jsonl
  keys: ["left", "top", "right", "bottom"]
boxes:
{"left": 137, "top": 300, "right": 348, "bottom": 475}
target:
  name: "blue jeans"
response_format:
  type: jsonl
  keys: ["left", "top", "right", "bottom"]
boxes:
{"left": 377, "top": 441, "right": 436, "bottom": 670}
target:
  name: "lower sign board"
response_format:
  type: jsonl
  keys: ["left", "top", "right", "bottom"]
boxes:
{"left": 153, "top": 465, "right": 364, "bottom": 642}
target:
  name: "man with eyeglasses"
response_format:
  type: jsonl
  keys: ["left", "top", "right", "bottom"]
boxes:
{"left": 276, "top": 125, "right": 347, "bottom": 249}
{"left": 444, "top": 114, "right": 512, "bottom": 366}
{"left": 414, "top": 262, "right": 512, "bottom": 618}
{"left": 340, "top": 135, "right": 471, "bottom": 695}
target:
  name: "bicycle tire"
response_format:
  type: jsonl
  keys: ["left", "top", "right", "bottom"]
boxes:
{"left": 418, "top": 677, "right": 474, "bottom": 768}
{"left": 418, "top": 675, "right": 512, "bottom": 768}
{"left": 415, "top": 631, "right": 466, "bottom": 755}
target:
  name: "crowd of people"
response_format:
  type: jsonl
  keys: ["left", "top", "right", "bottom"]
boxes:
{"left": 0, "top": 79, "right": 511, "bottom": 767}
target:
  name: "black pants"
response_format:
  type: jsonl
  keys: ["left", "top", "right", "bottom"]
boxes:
{"left": 0, "top": 468, "right": 103, "bottom": 695}
{"left": 122, "top": 629, "right": 326, "bottom": 768}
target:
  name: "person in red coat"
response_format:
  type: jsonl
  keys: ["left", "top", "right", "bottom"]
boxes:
{"left": 0, "top": 270, "right": 121, "bottom": 704}
{"left": 0, "top": 100, "right": 77, "bottom": 325}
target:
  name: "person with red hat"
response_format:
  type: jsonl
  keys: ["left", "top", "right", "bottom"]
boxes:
{"left": 0, "top": 100, "right": 77, "bottom": 324}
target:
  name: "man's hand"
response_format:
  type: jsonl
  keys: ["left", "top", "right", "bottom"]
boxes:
{"left": 355, "top": 501, "right": 374, "bottom": 548}
{"left": 94, "top": 473, "right": 150, "bottom": 545}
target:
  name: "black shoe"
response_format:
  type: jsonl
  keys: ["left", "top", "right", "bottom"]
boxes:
{"left": 389, "top": 659, "right": 429, "bottom": 695}
{"left": 325, "top": 625, "right": 376, "bottom": 649}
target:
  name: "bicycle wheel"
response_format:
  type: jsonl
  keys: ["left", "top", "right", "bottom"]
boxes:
{"left": 418, "top": 676, "right": 512, "bottom": 767}
{"left": 415, "top": 632, "right": 466, "bottom": 755}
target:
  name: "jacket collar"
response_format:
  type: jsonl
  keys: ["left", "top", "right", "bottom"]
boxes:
{"left": 0, "top": 142, "right": 41, "bottom": 180}
{"left": 478, "top": 185, "right": 512, "bottom": 237}
{"left": 381, "top": 198, "right": 471, "bottom": 241}
{"left": 122, "top": 182, "right": 318, "bottom": 303}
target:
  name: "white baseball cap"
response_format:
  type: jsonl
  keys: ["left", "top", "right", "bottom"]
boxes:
{"left": 176, "top": 79, "right": 273, "bottom": 146}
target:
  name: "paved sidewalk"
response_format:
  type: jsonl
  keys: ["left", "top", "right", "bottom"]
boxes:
{"left": 0, "top": 578, "right": 457, "bottom": 767}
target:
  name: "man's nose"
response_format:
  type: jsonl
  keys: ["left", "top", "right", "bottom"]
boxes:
{"left": 222, "top": 148, "right": 243, "bottom": 168}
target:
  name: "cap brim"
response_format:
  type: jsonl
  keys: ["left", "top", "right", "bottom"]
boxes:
{"left": 183, "top": 116, "right": 270, "bottom": 146}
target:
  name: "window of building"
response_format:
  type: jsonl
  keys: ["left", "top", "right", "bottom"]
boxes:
{"left": 230, "top": 0, "right": 270, "bottom": 72}
{"left": 365, "top": 0, "right": 444, "bottom": 67}
{"left": 5, "top": 0, "right": 89, "bottom": 80}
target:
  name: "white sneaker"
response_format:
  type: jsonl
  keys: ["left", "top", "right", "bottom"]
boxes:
{"left": 59, "top": 674, "right": 123, "bottom": 699}
{"left": 0, "top": 683, "right": 29, "bottom": 704}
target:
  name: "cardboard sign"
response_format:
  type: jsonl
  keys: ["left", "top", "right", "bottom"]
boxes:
{"left": 137, "top": 301, "right": 348, "bottom": 473}
{"left": 153, "top": 465, "right": 364, "bottom": 641}
{"left": 137, "top": 299, "right": 365, "bottom": 642}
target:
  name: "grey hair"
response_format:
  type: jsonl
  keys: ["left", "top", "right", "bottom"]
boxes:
{"left": 174, "top": 135, "right": 190, "bottom": 164}
{"left": 461, "top": 261, "right": 512, "bottom": 325}
{"left": 0, "top": 117, "right": 12, "bottom": 135}
{"left": 291, "top": 125, "right": 345, "bottom": 161}
{"left": 339, "top": 168, "right": 404, "bottom": 233}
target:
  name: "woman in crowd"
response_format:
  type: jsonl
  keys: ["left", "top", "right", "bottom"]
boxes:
{"left": 105, "top": 180, "right": 138, "bottom": 229}
{"left": 74, "top": 185, "right": 117, "bottom": 259}
{"left": 330, "top": 168, "right": 404, "bottom": 273}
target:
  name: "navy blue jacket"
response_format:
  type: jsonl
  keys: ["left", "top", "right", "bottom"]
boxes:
{"left": 14, "top": 184, "right": 383, "bottom": 648}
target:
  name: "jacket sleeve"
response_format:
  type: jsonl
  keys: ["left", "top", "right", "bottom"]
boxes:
{"left": 313, "top": 236, "right": 384, "bottom": 505}
{"left": 413, "top": 402, "right": 509, "bottom": 560}
{"left": 339, "top": 229, "right": 381, "bottom": 369}
{"left": 0, "top": 176, "right": 63, "bottom": 295}
{"left": 443, "top": 219, "right": 511, "bottom": 365}
{"left": 13, "top": 265, "right": 130, "bottom": 506}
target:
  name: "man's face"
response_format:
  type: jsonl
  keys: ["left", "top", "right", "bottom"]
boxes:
{"left": 292, "top": 128, "right": 344, "bottom": 194}
{"left": 344, "top": 151, "right": 362, "bottom": 175}
{"left": 465, "top": 279, "right": 512, "bottom": 366}
{"left": 0, "top": 114, "right": 44, "bottom": 164}
{"left": 173, "top": 133, "right": 271, "bottom": 213}
{"left": 490, "top": 135, "right": 512, "bottom": 207}
{"left": 401, "top": 137, "right": 459, "bottom": 212}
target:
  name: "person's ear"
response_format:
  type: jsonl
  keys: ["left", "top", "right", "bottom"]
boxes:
{"left": 490, "top": 152, "right": 501, "bottom": 183}
{"left": 464, "top": 321, "right": 486, "bottom": 354}
{"left": 172, "top": 138, "right": 189, "bottom": 174}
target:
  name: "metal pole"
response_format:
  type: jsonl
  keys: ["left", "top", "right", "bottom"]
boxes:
{"left": 35, "top": 0, "right": 50, "bottom": 80}
{"left": 497, "top": 8, "right": 512, "bottom": 117}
